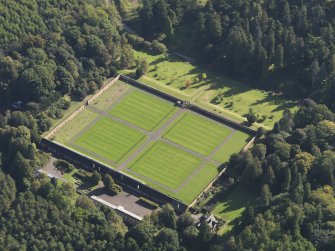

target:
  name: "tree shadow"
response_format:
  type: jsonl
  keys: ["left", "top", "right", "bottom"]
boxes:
{"left": 271, "top": 101, "right": 297, "bottom": 112}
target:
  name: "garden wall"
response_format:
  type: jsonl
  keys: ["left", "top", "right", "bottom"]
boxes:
{"left": 45, "top": 75, "right": 120, "bottom": 140}
{"left": 40, "top": 138, "right": 188, "bottom": 212}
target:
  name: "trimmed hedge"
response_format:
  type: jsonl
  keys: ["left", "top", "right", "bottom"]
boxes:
{"left": 139, "top": 197, "right": 159, "bottom": 209}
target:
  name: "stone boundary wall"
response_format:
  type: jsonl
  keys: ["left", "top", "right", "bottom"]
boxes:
{"left": 45, "top": 75, "right": 120, "bottom": 139}
{"left": 188, "top": 135, "right": 256, "bottom": 209}
{"left": 243, "top": 136, "right": 256, "bottom": 152}
{"left": 119, "top": 75, "right": 257, "bottom": 135}
{"left": 40, "top": 138, "right": 189, "bottom": 212}
{"left": 88, "top": 75, "right": 120, "bottom": 105}
{"left": 188, "top": 168, "right": 226, "bottom": 209}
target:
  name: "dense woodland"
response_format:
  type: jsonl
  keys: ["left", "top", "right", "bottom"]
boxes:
{"left": 136, "top": 0, "right": 335, "bottom": 110}
{"left": 0, "top": 0, "right": 335, "bottom": 250}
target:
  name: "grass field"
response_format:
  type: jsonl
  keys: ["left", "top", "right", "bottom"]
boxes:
{"left": 213, "top": 131, "right": 251, "bottom": 163}
{"left": 52, "top": 80, "right": 252, "bottom": 204}
{"left": 163, "top": 113, "right": 232, "bottom": 156}
{"left": 126, "top": 161, "right": 220, "bottom": 204}
{"left": 125, "top": 49, "right": 298, "bottom": 129}
{"left": 74, "top": 117, "right": 146, "bottom": 164}
{"left": 54, "top": 109, "right": 99, "bottom": 144}
{"left": 110, "top": 90, "right": 176, "bottom": 131}
{"left": 212, "top": 185, "right": 256, "bottom": 234}
{"left": 129, "top": 141, "right": 203, "bottom": 189}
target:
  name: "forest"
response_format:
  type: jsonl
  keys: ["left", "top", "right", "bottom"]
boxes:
{"left": 135, "top": 0, "right": 335, "bottom": 110}
{"left": 0, "top": 0, "right": 335, "bottom": 250}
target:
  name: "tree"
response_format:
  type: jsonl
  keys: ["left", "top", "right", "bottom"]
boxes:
{"left": 177, "top": 212, "right": 194, "bottom": 230}
{"left": 155, "top": 228, "right": 180, "bottom": 250}
{"left": 135, "top": 59, "right": 149, "bottom": 78}
{"left": 21, "top": 65, "right": 56, "bottom": 100}
{"left": 247, "top": 110, "right": 257, "bottom": 125}
{"left": 127, "top": 220, "right": 157, "bottom": 246}
{"left": 0, "top": 170, "right": 16, "bottom": 212}
{"left": 252, "top": 144, "right": 267, "bottom": 160}
{"left": 103, "top": 174, "right": 114, "bottom": 190}
{"left": 197, "top": 218, "right": 214, "bottom": 246}
{"left": 151, "top": 40, "right": 167, "bottom": 54}
{"left": 158, "top": 204, "right": 177, "bottom": 229}
{"left": 274, "top": 44, "right": 284, "bottom": 70}
{"left": 120, "top": 44, "right": 134, "bottom": 68}
{"left": 259, "top": 184, "right": 271, "bottom": 208}
{"left": 282, "top": 168, "right": 291, "bottom": 193}
{"left": 90, "top": 171, "right": 101, "bottom": 185}
{"left": 75, "top": 195, "right": 96, "bottom": 211}
{"left": 329, "top": 54, "right": 335, "bottom": 75}
{"left": 279, "top": 110, "right": 294, "bottom": 132}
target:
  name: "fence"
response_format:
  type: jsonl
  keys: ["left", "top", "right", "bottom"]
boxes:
{"left": 45, "top": 75, "right": 120, "bottom": 139}
{"left": 40, "top": 138, "right": 189, "bottom": 212}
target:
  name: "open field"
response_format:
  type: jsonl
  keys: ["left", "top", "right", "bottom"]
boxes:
{"left": 163, "top": 113, "right": 232, "bottom": 156}
{"left": 110, "top": 90, "right": 176, "bottom": 131}
{"left": 123, "top": 50, "right": 298, "bottom": 129}
{"left": 51, "top": 80, "right": 252, "bottom": 204}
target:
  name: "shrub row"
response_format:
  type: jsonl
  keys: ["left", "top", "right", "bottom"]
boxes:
{"left": 139, "top": 197, "right": 159, "bottom": 209}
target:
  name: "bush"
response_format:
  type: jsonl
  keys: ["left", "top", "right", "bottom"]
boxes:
{"left": 75, "top": 169, "right": 92, "bottom": 181}
{"left": 54, "top": 160, "right": 74, "bottom": 173}
{"left": 103, "top": 174, "right": 122, "bottom": 194}
{"left": 151, "top": 40, "right": 167, "bottom": 54}
{"left": 135, "top": 59, "right": 149, "bottom": 78}
{"left": 139, "top": 197, "right": 159, "bottom": 209}
{"left": 110, "top": 184, "right": 123, "bottom": 195}
{"left": 247, "top": 113, "right": 257, "bottom": 124}
{"left": 90, "top": 171, "right": 101, "bottom": 185}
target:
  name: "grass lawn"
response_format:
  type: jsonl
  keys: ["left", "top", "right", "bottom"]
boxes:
{"left": 163, "top": 113, "right": 232, "bottom": 156}
{"left": 129, "top": 141, "right": 203, "bottom": 189}
{"left": 127, "top": 49, "right": 297, "bottom": 129}
{"left": 74, "top": 117, "right": 146, "bottom": 164}
{"left": 176, "top": 162, "right": 220, "bottom": 204}
{"left": 110, "top": 90, "right": 176, "bottom": 131}
{"left": 91, "top": 80, "right": 131, "bottom": 111}
{"left": 212, "top": 185, "right": 256, "bottom": 234}
{"left": 54, "top": 109, "right": 99, "bottom": 144}
{"left": 213, "top": 131, "right": 251, "bottom": 163}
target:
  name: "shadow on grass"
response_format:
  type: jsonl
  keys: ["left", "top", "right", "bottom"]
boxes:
{"left": 215, "top": 185, "right": 256, "bottom": 216}
{"left": 271, "top": 100, "right": 297, "bottom": 112}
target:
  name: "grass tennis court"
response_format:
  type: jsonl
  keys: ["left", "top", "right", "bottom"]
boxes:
{"left": 110, "top": 90, "right": 176, "bottom": 131}
{"left": 129, "top": 141, "right": 203, "bottom": 189}
{"left": 163, "top": 113, "right": 232, "bottom": 156}
{"left": 213, "top": 131, "right": 251, "bottom": 163}
{"left": 52, "top": 80, "right": 253, "bottom": 204}
{"left": 73, "top": 117, "right": 146, "bottom": 163}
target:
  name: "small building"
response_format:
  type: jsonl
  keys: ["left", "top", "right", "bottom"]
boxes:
{"left": 195, "top": 214, "right": 219, "bottom": 232}
{"left": 176, "top": 100, "right": 191, "bottom": 109}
